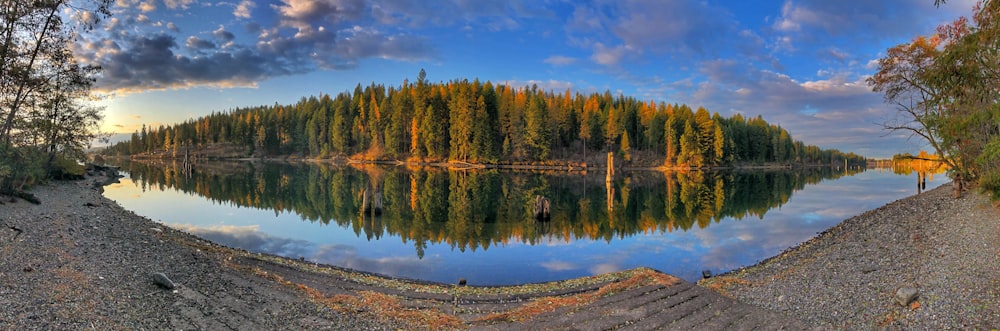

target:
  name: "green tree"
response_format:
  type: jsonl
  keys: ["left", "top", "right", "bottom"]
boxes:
{"left": 678, "top": 120, "right": 701, "bottom": 167}
{"left": 1, "top": 0, "right": 111, "bottom": 192}
{"left": 524, "top": 92, "right": 550, "bottom": 160}
{"left": 449, "top": 81, "right": 474, "bottom": 161}
{"left": 620, "top": 129, "right": 631, "bottom": 162}
{"left": 927, "top": 1, "right": 1000, "bottom": 194}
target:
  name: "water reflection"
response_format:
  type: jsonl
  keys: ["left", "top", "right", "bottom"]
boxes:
{"left": 172, "top": 223, "right": 439, "bottom": 277}
{"left": 105, "top": 160, "right": 943, "bottom": 284}
{"left": 117, "top": 160, "right": 864, "bottom": 254}
{"left": 891, "top": 156, "right": 948, "bottom": 194}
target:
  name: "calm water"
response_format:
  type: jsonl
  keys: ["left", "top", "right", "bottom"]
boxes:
{"left": 103, "top": 160, "right": 945, "bottom": 285}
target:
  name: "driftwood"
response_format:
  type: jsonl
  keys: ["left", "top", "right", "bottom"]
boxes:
{"left": 0, "top": 189, "right": 40, "bottom": 205}
{"left": 533, "top": 195, "right": 550, "bottom": 221}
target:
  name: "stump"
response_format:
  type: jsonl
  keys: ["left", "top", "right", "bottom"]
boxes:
{"left": 533, "top": 195, "right": 550, "bottom": 221}
{"left": 362, "top": 184, "right": 383, "bottom": 216}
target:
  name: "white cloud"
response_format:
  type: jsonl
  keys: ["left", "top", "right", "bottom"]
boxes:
{"left": 115, "top": 0, "right": 140, "bottom": 8}
{"left": 234, "top": 0, "right": 255, "bottom": 19}
{"left": 679, "top": 59, "right": 901, "bottom": 155}
{"left": 139, "top": 1, "right": 156, "bottom": 13}
{"left": 163, "top": 0, "right": 195, "bottom": 10}
{"left": 823, "top": 47, "right": 851, "bottom": 63}
{"left": 865, "top": 58, "right": 880, "bottom": 70}
{"left": 591, "top": 42, "right": 626, "bottom": 66}
{"left": 544, "top": 55, "right": 576, "bottom": 66}
{"left": 501, "top": 79, "right": 574, "bottom": 93}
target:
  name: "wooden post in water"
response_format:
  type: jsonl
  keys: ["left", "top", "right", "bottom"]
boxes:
{"left": 606, "top": 152, "right": 614, "bottom": 183}
{"left": 606, "top": 152, "right": 614, "bottom": 212}
{"left": 606, "top": 180, "right": 614, "bottom": 212}
{"left": 182, "top": 148, "right": 193, "bottom": 177}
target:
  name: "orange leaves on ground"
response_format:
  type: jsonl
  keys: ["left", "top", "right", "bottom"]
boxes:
{"left": 477, "top": 268, "right": 680, "bottom": 323}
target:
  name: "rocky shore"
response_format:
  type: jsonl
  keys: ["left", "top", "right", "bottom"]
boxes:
{"left": 1, "top": 173, "right": 997, "bottom": 329}
{"left": 705, "top": 182, "right": 1000, "bottom": 329}
{"left": 1, "top": 174, "right": 382, "bottom": 329}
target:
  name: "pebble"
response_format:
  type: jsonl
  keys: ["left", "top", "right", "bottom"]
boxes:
{"left": 895, "top": 287, "right": 918, "bottom": 306}
{"left": 719, "top": 183, "right": 1000, "bottom": 329}
{"left": 152, "top": 272, "right": 176, "bottom": 290}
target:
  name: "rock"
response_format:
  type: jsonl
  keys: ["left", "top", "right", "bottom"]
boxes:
{"left": 153, "top": 272, "right": 176, "bottom": 289}
{"left": 458, "top": 278, "right": 467, "bottom": 286}
{"left": 895, "top": 287, "right": 918, "bottom": 306}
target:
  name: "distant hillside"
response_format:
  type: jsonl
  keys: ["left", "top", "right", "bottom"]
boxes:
{"left": 103, "top": 71, "right": 865, "bottom": 168}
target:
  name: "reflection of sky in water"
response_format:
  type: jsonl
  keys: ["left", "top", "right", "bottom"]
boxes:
{"left": 104, "top": 169, "right": 945, "bottom": 285}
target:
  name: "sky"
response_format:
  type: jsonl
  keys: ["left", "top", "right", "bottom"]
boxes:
{"left": 72, "top": 0, "right": 977, "bottom": 158}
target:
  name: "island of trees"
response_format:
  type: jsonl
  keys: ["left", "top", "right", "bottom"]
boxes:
{"left": 104, "top": 70, "right": 865, "bottom": 169}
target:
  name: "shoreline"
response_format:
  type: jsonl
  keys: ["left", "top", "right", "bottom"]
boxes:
{"left": 117, "top": 153, "right": 851, "bottom": 173}
{"left": 0, "top": 173, "right": 724, "bottom": 329}
{"left": 702, "top": 182, "right": 999, "bottom": 329}
{"left": 2, "top": 173, "right": 996, "bottom": 329}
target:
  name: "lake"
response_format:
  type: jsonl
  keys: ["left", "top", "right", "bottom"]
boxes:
{"left": 102, "top": 160, "right": 946, "bottom": 285}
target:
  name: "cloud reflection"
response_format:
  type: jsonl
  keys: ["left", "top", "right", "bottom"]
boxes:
{"left": 173, "top": 224, "right": 316, "bottom": 258}
{"left": 171, "top": 224, "right": 438, "bottom": 279}
{"left": 540, "top": 260, "right": 578, "bottom": 272}
{"left": 589, "top": 262, "right": 622, "bottom": 276}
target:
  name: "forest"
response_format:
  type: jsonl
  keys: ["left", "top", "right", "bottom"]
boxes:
{"left": 117, "top": 160, "right": 864, "bottom": 257}
{"left": 104, "top": 70, "right": 865, "bottom": 168}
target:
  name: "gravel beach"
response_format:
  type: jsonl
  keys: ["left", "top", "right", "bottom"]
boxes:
{"left": 1, "top": 173, "right": 997, "bottom": 329}
{"left": 706, "top": 182, "right": 1000, "bottom": 329}
{"left": 0, "top": 175, "right": 395, "bottom": 330}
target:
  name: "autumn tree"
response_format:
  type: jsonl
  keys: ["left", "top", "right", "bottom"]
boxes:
{"left": 870, "top": 0, "right": 1000, "bottom": 195}
{"left": 929, "top": 0, "right": 1000, "bottom": 194}
{"left": 868, "top": 36, "right": 952, "bottom": 167}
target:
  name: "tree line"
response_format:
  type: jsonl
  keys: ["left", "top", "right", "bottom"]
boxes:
{"left": 105, "top": 69, "right": 865, "bottom": 168}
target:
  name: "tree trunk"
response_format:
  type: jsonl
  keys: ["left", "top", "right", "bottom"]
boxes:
{"left": 1, "top": 4, "right": 60, "bottom": 143}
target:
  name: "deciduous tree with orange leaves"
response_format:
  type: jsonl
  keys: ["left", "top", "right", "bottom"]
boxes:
{"left": 870, "top": 0, "right": 1000, "bottom": 197}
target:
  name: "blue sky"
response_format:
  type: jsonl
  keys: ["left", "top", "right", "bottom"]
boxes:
{"left": 73, "top": 0, "right": 975, "bottom": 158}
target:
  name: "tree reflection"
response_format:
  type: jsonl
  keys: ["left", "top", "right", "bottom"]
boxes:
{"left": 117, "top": 160, "right": 865, "bottom": 257}
{"left": 879, "top": 151, "right": 949, "bottom": 193}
